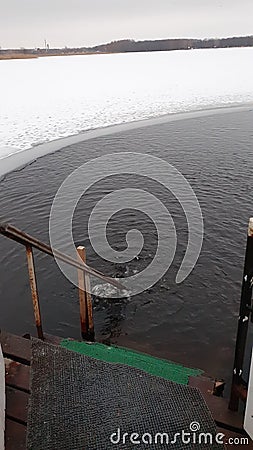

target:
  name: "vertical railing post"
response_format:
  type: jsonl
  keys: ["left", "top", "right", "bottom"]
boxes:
{"left": 229, "top": 218, "right": 253, "bottom": 411}
{"left": 26, "top": 245, "right": 44, "bottom": 340}
{"left": 77, "top": 246, "right": 95, "bottom": 341}
{"left": 85, "top": 263, "right": 95, "bottom": 342}
{"left": 77, "top": 246, "right": 88, "bottom": 340}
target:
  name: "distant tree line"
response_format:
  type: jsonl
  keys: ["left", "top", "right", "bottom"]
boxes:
{"left": 90, "top": 36, "right": 253, "bottom": 53}
{"left": 1, "top": 36, "right": 253, "bottom": 57}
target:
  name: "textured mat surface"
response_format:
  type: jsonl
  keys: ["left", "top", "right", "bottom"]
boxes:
{"left": 61, "top": 339, "right": 202, "bottom": 385}
{"left": 27, "top": 339, "right": 223, "bottom": 450}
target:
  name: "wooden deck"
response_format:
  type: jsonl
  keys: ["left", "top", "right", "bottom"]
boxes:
{"left": 0, "top": 330, "right": 252, "bottom": 450}
{"left": 1, "top": 331, "right": 30, "bottom": 450}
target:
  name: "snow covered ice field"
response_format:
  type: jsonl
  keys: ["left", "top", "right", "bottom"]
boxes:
{"left": 0, "top": 47, "right": 253, "bottom": 158}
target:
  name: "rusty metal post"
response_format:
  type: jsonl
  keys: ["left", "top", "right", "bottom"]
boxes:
{"left": 229, "top": 218, "right": 253, "bottom": 411}
{"left": 77, "top": 246, "right": 95, "bottom": 341}
{"left": 77, "top": 246, "right": 88, "bottom": 340}
{"left": 85, "top": 264, "right": 95, "bottom": 342}
{"left": 26, "top": 245, "right": 44, "bottom": 340}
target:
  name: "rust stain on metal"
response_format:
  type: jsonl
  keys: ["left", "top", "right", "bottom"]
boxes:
{"left": 85, "top": 271, "right": 94, "bottom": 340}
{"left": 26, "top": 245, "right": 44, "bottom": 340}
{"left": 77, "top": 246, "right": 88, "bottom": 338}
{"left": 5, "top": 359, "right": 20, "bottom": 382}
{"left": 77, "top": 246, "right": 95, "bottom": 340}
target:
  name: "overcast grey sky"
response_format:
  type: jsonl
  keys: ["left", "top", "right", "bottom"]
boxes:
{"left": 0, "top": 0, "right": 252, "bottom": 49}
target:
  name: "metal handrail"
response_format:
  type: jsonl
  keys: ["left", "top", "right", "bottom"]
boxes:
{"left": 0, "top": 222, "right": 124, "bottom": 340}
{"left": 0, "top": 223, "right": 123, "bottom": 289}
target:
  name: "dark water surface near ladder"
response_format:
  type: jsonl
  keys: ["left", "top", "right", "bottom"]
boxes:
{"left": 0, "top": 110, "right": 253, "bottom": 385}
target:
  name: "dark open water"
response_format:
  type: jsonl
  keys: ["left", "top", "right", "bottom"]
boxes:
{"left": 0, "top": 110, "right": 253, "bottom": 389}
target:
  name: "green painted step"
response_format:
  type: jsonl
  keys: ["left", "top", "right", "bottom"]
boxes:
{"left": 60, "top": 339, "right": 202, "bottom": 385}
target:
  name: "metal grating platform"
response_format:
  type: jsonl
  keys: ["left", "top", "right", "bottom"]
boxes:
{"left": 27, "top": 339, "right": 224, "bottom": 449}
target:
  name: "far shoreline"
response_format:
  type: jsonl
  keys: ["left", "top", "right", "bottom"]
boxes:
{"left": 1, "top": 103, "right": 252, "bottom": 180}
{"left": 0, "top": 46, "right": 252, "bottom": 61}
{"left": 1, "top": 35, "right": 253, "bottom": 60}
{"left": 0, "top": 51, "right": 106, "bottom": 60}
